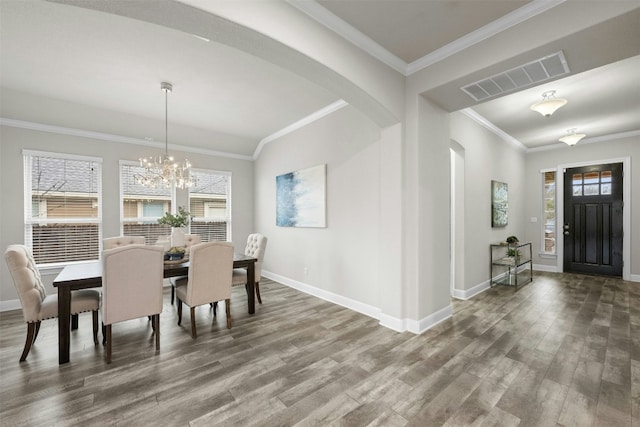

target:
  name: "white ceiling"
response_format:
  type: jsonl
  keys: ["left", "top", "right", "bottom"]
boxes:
{"left": 1, "top": 0, "right": 639, "bottom": 156}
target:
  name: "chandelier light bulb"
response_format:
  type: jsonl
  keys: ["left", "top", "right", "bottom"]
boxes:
{"left": 530, "top": 90, "right": 568, "bottom": 117}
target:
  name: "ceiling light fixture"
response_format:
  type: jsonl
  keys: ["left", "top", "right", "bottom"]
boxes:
{"left": 559, "top": 128, "right": 586, "bottom": 146}
{"left": 134, "top": 82, "right": 195, "bottom": 189}
{"left": 530, "top": 90, "right": 568, "bottom": 116}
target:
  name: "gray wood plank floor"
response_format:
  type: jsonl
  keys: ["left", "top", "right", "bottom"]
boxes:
{"left": 1, "top": 272, "right": 638, "bottom": 426}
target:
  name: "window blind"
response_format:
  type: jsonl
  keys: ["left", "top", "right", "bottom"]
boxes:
{"left": 24, "top": 151, "right": 102, "bottom": 265}
{"left": 189, "top": 169, "right": 230, "bottom": 242}
{"left": 120, "top": 163, "right": 172, "bottom": 244}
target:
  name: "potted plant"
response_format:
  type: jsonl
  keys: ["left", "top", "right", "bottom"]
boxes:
{"left": 157, "top": 206, "right": 192, "bottom": 228}
{"left": 158, "top": 207, "right": 192, "bottom": 247}
{"left": 506, "top": 235, "right": 519, "bottom": 245}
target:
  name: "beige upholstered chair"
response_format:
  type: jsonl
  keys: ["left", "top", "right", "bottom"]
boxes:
{"left": 102, "top": 244, "right": 164, "bottom": 363}
{"left": 103, "top": 235, "right": 145, "bottom": 250}
{"left": 174, "top": 242, "right": 234, "bottom": 338}
{"left": 169, "top": 234, "right": 201, "bottom": 305}
{"left": 232, "top": 234, "right": 268, "bottom": 304}
{"left": 4, "top": 244, "right": 99, "bottom": 362}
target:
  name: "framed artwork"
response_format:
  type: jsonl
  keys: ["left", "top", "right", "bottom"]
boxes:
{"left": 276, "top": 164, "right": 326, "bottom": 227}
{"left": 491, "top": 180, "right": 508, "bottom": 227}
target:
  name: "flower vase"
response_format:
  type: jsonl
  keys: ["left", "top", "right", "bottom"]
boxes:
{"left": 171, "top": 227, "right": 187, "bottom": 248}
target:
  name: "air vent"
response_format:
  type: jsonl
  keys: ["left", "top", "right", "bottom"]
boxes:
{"left": 461, "top": 51, "right": 569, "bottom": 102}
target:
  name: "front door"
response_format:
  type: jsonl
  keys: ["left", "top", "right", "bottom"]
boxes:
{"left": 563, "top": 163, "right": 623, "bottom": 276}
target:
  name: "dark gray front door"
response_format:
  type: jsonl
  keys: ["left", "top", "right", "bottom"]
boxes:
{"left": 563, "top": 163, "right": 623, "bottom": 277}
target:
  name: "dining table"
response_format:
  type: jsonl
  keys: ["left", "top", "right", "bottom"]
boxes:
{"left": 53, "top": 252, "right": 257, "bottom": 364}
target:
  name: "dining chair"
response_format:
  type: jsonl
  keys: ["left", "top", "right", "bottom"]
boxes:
{"left": 102, "top": 244, "right": 164, "bottom": 363}
{"left": 4, "top": 244, "right": 99, "bottom": 362}
{"left": 103, "top": 235, "right": 145, "bottom": 250}
{"left": 232, "top": 233, "right": 268, "bottom": 304}
{"left": 174, "top": 241, "right": 234, "bottom": 338}
{"left": 169, "top": 234, "right": 201, "bottom": 305}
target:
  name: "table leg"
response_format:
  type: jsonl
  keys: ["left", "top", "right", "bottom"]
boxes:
{"left": 58, "top": 287, "right": 71, "bottom": 364}
{"left": 247, "top": 262, "right": 255, "bottom": 314}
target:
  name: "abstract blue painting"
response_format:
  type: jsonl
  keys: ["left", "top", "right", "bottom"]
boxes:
{"left": 276, "top": 164, "right": 326, "bottom": 227}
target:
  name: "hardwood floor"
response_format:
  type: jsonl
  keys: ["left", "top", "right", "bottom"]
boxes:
{"left": 0, "top": 272, "right": 638, "bottom": 426}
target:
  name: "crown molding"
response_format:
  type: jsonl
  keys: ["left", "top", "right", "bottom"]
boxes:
{"left": 0, "top": 118, "right": 254, "bottom": 161}
{"left": 290, "top": 0, "right": 565, "bottom": 77}
{"left": 406, "top": 0, "right": 566, "bottom": 75}
{"left": 526, "top": 129, "right": 640, "bottom": 153}
{"left": 253, "top": 99, "right": 348, "bottom": 160}
{"left": 459, "top": 108, "right": 527, "bottom": 151}
{"left": 287, "top": 0, "right": 407, "bottom": 74}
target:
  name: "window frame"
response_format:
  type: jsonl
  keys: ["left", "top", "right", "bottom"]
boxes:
{"left": 23, "top": 149, "right": 103, "bottom": 267}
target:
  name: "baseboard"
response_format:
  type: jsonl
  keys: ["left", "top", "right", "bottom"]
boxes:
{"left": 262, "top": 271, "right": 382, "bottom": 321}
{"left": 533, "top": 263, "right": 559, "bottom": 273}
{"left": 0, "top": 299, "right": 21, "bottom": 313}
{"left": 452, "top": 280, "right": 490, "bottom": 300}
{"left": 630, "top": 274, "right": 640, "bottom": 283}
{"left": 406, "top": 304, "right": 453, "bottom": 335}
{"left": 262, "top": 270, "right": 452, "bottom": 335}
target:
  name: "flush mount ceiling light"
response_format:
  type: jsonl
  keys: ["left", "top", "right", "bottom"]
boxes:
{"left": 559, "top": 128, "right": 586, "bottom": 146}
{"left": 530, "top": 90, "right": 568, "bottom": 117}
{"left": 134, "top": 82, "right": 195, "bottom": 189}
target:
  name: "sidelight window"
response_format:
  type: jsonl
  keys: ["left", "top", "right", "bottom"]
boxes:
{"left": 542, "top": 170, "right": 556, "bottom": 254}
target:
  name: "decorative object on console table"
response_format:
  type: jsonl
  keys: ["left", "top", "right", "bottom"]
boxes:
{"left": 491, "top": 180, "right": 508, "bottom": 227}
{"left": 489, "top": 241, "right": 532, "bottom": 291}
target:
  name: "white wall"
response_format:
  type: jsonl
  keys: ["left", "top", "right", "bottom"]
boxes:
{"left": 449, "top": 112, "right": 527, "bottom": 294}
{"left": 0, "top": 124, "right": 254, "bottom": 307}
{"left": 524, "top": 136, "right": 640, "bottom": 280}
{"left": 254, "top": 105, "right": 395, "bottom": 318}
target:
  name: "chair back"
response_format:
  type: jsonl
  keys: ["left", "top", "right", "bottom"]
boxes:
{"left": 244, "top": 234, "right": 268, "bottom": 280}
{"left": 102, "top": 244, "right": 164, "bottom": 325}
{"left": 183, "top": 234, "right": 201, "bottom": 254}
{"left": 103, "top": 236, "right": 145, "bottom": 250}
{"left": 185, "top": 242, "right": 233, "bottom": 306}
{"left": 3, "top": 245, "right": 46, "bottom": 322}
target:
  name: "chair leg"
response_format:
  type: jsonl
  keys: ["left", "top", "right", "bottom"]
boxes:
{"left": 225, "top": 299, "right": 232, "bottom": 329}
{"left": 19, "top": 322, "right": 38, "bottom": 362}
{"left": 255, "top": 281, "right": 262, "bottom": 304}
{"left": 177, "top": 299, "right": 183, "bottom": 325}
{"left": 105, "top": 324, "right": 112, "bottom": 364}
{"left": 71, "top": 313, "right": 79, "bottom": 330}
{"left": 154, "top": 314, "right": 160, "bottom": 351}
{"left": 92, "top": 311, "right": 99, "bottom": 346}
{"left": 212, "top": 301, "right": 217, "bottom": 317}
{"left": 102, "top": 322, "right": 107, "bottom": 346}
{"left": 33, "top": 321, "right": 41, "bottom": 342}
{"left": 171, "top": 284, "right": 175, "bottom": 305}
{"left": 190, "top": 307, "right": 197, "bottom": 339}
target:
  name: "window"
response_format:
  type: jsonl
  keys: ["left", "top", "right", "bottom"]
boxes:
{"left": 188, "top": 169, "right": 231, "bottom": 242}
{"left": 572, "top": 170, "right": 612, "bottom": 196}
{"left": 23, "top": 150, "right": 102, "bottom": 265}
{"left": 543, "top": 170, "right": 556, "bottom": 254}
{"left": 120, "top": 162, "right": 172, "bottom": 244}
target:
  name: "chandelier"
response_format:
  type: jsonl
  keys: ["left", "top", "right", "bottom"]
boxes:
{"left": 135, "top": 82, "right": 195, "bottom": 189}
{"left": 559, "top": 128, "right": 586, "bottom": 146}
{"left": 530, "top": 90, "right": 568, "bottom": 117}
